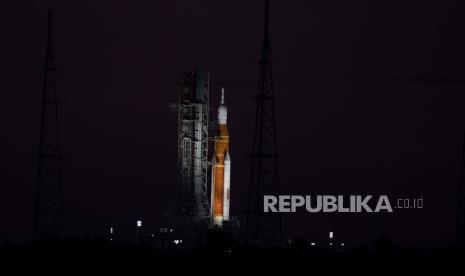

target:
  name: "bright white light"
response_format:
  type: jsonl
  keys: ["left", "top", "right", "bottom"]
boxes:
{"left": 110, "top": 227, "right": 114, "bottom": 234}
{"left": 137, "top": 220, "right": 142, "bottom": 227}
{"left": 329, "top": 243, "right": 333, "bottom": 246}
{"left": 329, "top": 231, "right": 333, "bottom": 239}
{"left": 310, "top": 242, "right": 316, "bottom": 246}
{"left": 341, "top": 243, "right": 345, "bottom": 246}
{"left": 170, "top": 229, "right": 173, "bottom": 232}
{"left": 174, "top": 240, "right": 180, "bottom": 245}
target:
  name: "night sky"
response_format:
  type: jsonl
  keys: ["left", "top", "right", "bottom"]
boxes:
{"left": 1, "top": 0, "right": 465, "bottom": 247}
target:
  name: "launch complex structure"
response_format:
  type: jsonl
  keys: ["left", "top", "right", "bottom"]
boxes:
{"left": 172, "top": 71, "right": 234, "bottom": 233}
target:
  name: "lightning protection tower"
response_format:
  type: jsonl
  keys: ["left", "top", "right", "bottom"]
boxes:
{"left": 33, "top": 10, "right": 65, "bottom": 241}
{"left": 457, "top": 123, "right": 465, "bottom": 246}
{"left": 246, "top": 0, "right": 282, "bottom": 245}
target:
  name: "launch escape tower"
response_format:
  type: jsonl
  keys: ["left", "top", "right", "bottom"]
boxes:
{"left": 246, "top": 0, "right": 282, "bottom": 245}
{"left": 33, "top": 10, "right": 65, "bottom": 241}
{"left": 175, "top": 70, "right": 211, "bottom": 229}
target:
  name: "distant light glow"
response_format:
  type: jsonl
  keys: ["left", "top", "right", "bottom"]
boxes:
{"left": 310, "top": 242, "right": 316, "bottom": 246}
{"left": 329, "top": 231, "right": 333, "bottom": 239}
{"left": 341, "top": 243, "right": 345, "bottom": 246}
{"left": 137, "top": 220, "right": 142, "bottom": 227}
{"left": 110, "top": 227, "right": 114, "bottom": 234}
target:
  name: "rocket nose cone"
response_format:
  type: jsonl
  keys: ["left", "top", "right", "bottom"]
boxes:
{"left": 225, "top": 151, "right": 231, "bottom": 161}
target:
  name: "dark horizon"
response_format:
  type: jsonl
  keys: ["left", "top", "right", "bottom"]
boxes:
{"left": 1, "top": 0, "right": 465, "bottom": 248}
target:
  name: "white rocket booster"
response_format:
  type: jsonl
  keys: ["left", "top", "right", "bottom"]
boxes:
{"left": 223, "top": 152, "right": 231, "bottom": 221}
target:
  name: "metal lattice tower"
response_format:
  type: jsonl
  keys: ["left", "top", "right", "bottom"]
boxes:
{"left": 175, "top": 70, "right": 211, "bottom": 230}
{"left": 33, "top": 10, "right": 65, "bottom": 241}
{"left": 457, "top": 123, "right": 465, "bottom": 246}
{"left": 246, "top": 0, "right": 282, "bottom": 245}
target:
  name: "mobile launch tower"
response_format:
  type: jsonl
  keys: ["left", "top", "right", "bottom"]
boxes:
{"left": 174, "top": 70, "right": 211, "bottom": 229}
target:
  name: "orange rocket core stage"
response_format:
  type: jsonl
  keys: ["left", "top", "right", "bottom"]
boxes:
{"left": 212, "top": 124, "right": 229, "bottom": 218}
{"left": 211, "top": 87, "right": 231, "bottom": 227}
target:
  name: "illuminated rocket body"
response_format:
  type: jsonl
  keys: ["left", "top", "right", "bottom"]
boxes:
{"left": 211, "top": 88, "right": 231, "bottom": 227}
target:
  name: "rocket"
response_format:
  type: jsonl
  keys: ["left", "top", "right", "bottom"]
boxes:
{"left": 211, "top": 87, "right": 231, "bottom": 227}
